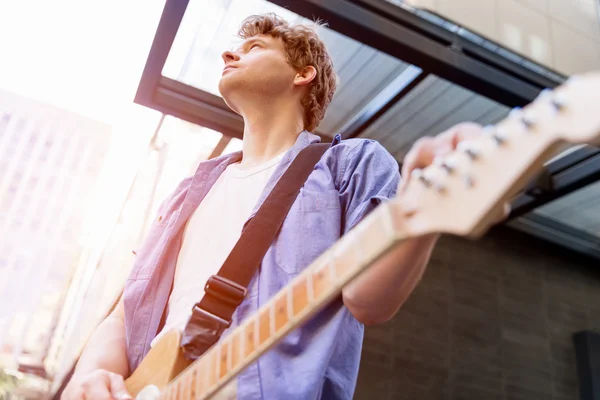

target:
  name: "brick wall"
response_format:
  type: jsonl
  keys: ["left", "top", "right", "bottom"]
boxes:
{"left": 355, "top": 226, "right": 600, "bottom": 399}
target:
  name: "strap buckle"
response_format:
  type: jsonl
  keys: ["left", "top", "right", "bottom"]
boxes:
{"left": 190, "top": 305, "right": 231, "bottom": 330}
{"left": 204, "top": 275, "right": 247, "bottom": 306}
{"left": 181, "top": 306, "right": 231, "bottom": 360}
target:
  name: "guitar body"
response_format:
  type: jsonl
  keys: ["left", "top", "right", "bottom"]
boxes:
{"left": 125, "top": 330, "right": 190, "bottom": 397}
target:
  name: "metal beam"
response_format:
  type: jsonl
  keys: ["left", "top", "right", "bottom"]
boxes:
{"left": 507, "top": 212, "right": 600, "bottom": 260}
{"left": 156, "top": 77, "right": 244, "bottom": 139}
{"left": 352, "top": 0, "right": 564, "bottom": 87}
{"left": 135, "top": 0, "right": 188, "bottom": 105}
{"left": 509, "top": 146, "right": 600, "bottom": 219}
{"left": 340, "top": 65, "right": 427, "bottom": 139}
{"left": 269, "top": 0, "right": 563, "bottom": 106}
{"left": 209, "top": 136, "right": 232, "bottom": 159}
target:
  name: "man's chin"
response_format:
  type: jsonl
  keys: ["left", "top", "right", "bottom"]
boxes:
{"left": 218, "top": 89, "right": 240, "bottom": 115}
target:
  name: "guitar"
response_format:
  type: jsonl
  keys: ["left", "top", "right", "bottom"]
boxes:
{"left": 124, "top": 72, "right": 600, "bottom": 400}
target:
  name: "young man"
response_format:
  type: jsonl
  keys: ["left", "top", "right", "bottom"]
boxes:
{"left": 62, "top": 13, "right": 496, "bottom": 400}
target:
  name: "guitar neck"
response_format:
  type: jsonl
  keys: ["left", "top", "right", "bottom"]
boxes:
{"left": 164, "top": 202, "right": 404, "bottom": 400}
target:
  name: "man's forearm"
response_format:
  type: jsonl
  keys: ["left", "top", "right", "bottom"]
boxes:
{"left": 72, "top": 316, "right": 130, "bottom": 379}
{"left": 342, "top": 234, "right": 438, "bottom": 325}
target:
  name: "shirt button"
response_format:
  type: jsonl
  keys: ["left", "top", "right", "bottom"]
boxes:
{"left": 158, "top": 215, "right": 163, "bottom": 222}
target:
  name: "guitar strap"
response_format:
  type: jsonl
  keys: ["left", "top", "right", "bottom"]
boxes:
{"left": 180, "top": 142, "right": 330, "bottom": 360}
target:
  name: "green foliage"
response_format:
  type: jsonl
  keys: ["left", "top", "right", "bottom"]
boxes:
{"left": 0, "top": 370, "right": 19, "bottom": 400}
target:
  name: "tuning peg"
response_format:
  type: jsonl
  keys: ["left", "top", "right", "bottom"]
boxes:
{"left": 551, "top": 92, "right": 567, "bottom": 111}
{"left": 433, "top": 156, "right": 455, "bottom": 174}
{"left": 522, "top": 111, "right": 536, "bottom": 129}
{"left": 536, "top": 87, "right": 566, "bottom": 111}
{"left": 483, "top": 125, "right": 506, "bottom": 145}
{"left": 509, "top": 106, "right": 523, "bottom": 118}
{"left": 536, "top": 88, "right": 553, "bottom": 100}
{"left": 457, "top": 140, "right": 479, "bottom": 160}
{"left": 509, "top": 107, "right": 536, "bottom": 130}
{"left": 463, "top": 174, "right": 474, "bottom": 188}
{"left": 434, "top": 181, "right": 447, "bottom": 193}
{"left": 411, "top": 168, "right": 432, "bottom": 187}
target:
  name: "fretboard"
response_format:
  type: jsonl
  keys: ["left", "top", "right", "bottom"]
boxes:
{"left": 160, "top": 202, "right": 403, "bottom": 400}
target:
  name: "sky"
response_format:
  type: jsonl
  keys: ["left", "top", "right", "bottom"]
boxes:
{"left": 0, "top": 0, "right": 166, "bottom": 124}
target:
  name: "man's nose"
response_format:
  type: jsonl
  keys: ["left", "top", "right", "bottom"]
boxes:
{"left": 221, "top": 50, "right": 239, "bottom": 64}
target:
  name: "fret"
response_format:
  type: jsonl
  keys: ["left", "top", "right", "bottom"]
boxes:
{"left": 231, "top": 332, "right": 241, "bottom": 368}
{"left": 274, "top": 293, "right": 288, "bottom": 332}
{"left": 327, "top": 254, "right": 336, "bottom": 283}
{"left": 258, "top": 307, "right": 270, "bottom": 345}
{"left": 333, "top": 236, "right": 358, "bottom": 280}
{"left": 207, "top": 351, "right": 217, "bottom": 388}
{"left": 311, "top": 262, "right": 332, "bottom": 301}
{"left": 243, "top": 321, "right": 256, "bottom": 358}
{"left": 226, "top": 337, "right": 233, "bottom": 374}
{"left": 201, "top": 356, "right": 210, "bottom": 397}
{"left": 269, "top": 301, "right": 276, "bottom": 336}
{"left": 286, "top": 286, "right": 294, "bottom": 321}
{"left": 291, "top": 278, "right": 308, "bottom": 317}
{"left": 356, "top": 208, "right": 394, "bottom": 264}
{"left": 306, "top": 271, "right": 314, "bottom": 304}
{"left": 193, "top": 365, "right": 202, "bottom": 399}
{"left": 239, "top": 327, "right": 246, "bottom": 363}
{"left": 254, "top": 317, "right": 260, "bottom": 350}
{"left": 184, "top": 371, "right": 192, "bottom": 400}
{"left": 179, "top": 373, "right": 186, "bottom": 400}
{"left": 215, "top": 345, "right": 222, "bottom": 383}
{"left": 190, "top": 371, "right": 197, "bottom": 399}
{"left": 219, "top": 340, "right": 229, "bottom": 379}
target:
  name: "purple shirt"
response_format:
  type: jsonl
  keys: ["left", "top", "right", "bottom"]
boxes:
{"left": 123, "top": 130, "right": 400, "bottom": 399}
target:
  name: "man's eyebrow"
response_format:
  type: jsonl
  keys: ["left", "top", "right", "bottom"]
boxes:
{"left": 242, "top": 38, "right": 268, "bottom": 49}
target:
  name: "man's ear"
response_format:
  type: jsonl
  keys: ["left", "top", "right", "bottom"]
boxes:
{"left": 294, "top": 66, "right": 317, "bottom": 87}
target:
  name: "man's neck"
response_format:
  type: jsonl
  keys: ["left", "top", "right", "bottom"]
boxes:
{"left": 238, "top": 99, "right": 305, "bottom": 169}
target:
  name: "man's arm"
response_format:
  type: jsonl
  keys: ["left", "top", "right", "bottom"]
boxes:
{"left": 72, "top": 299, "right": 129, "bottom": 377}
{"left": 342, "top": 123, "right": 508, "bottom": 326}
{"left": 62, "top": 298, "right": 132, "bottom": 400}
{"left": 342, "top": 234, "right": 438, "bottom": 325}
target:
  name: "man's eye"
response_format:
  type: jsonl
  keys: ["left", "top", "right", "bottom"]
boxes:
{"left": 250, "top": 44, "right": 261, "bottom": 50}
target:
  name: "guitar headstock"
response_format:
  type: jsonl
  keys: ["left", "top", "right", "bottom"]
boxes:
{"left": 392, "top": 71, "right": 600, "bottom": 239}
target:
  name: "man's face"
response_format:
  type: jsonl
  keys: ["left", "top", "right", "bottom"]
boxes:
{"left": 218, "top": 34, "right": 298, "bottom": 113}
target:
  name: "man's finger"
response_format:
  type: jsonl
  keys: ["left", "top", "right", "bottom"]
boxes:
{"left": 399, "top": 123, "right": 486, "bottom": 194}
{"left": 82, "top": 376, "right": 113, "bottom": 400}
{"left": 108, "top": 373, "right": 132, "bottom": 400}
{"left": 400, "top": 137, "right": 436, "bottom": 179}
{"left": 438, "top": 122, "right": 483, "bottom": 148}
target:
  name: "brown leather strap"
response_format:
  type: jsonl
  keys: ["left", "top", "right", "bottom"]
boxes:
{"left": 181, "top": 142, "right": 330, "bottom": 360}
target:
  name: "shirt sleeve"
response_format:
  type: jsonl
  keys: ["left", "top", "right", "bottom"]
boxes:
{"left": 337, "top": 139, "right": 401, "bottom": 234}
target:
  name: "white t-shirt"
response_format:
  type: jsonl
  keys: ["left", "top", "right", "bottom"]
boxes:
{"left": 153, "top": 152, "right": 284, "bottom": 345}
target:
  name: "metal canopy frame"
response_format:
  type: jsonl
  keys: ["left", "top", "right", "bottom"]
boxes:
{"left": 510, "top": 146, "right": 600, "bottom": 219}
{"left": 340, "top": 65, "right": 428, "bottom": 139}
{"left": 269, "top": 0, "right": 562, "bottom": 106}
{"left": 135, "top": 0, "right": 564, "bottom": 139}
{"left": 135, "top": 0, "right": 600, "bottom": 257}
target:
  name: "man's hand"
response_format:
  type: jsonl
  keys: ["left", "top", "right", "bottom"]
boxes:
{"left": 62, "top": 370, "right": 132, "bottom": 400}
{"left": 399, "top": 122, "right": 511, "bottom": 225}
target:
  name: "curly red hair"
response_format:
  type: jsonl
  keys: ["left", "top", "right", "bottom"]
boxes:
{"left": 238, "top": 13, "right": 337, "bottom": 132}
